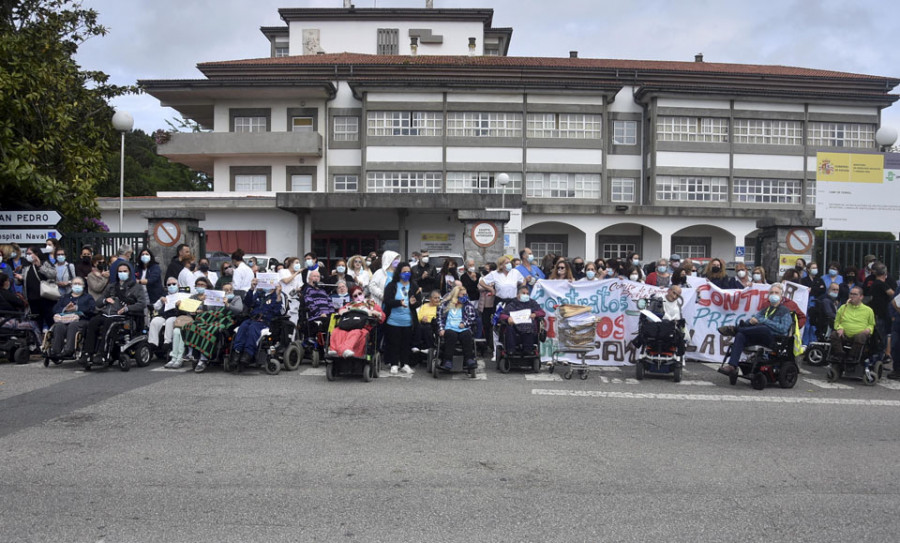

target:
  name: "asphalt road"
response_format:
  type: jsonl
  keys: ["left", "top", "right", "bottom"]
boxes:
{"left": 1, "top": 356, "right": 899, "bottom": 543}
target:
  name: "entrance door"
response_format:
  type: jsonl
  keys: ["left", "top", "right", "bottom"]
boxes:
{"left": 312, "top": 233, "right": 382, "bottom": 271}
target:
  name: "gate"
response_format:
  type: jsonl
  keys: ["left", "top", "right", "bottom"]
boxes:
{"left": 62, "top": 232, "right": 149, "bottom": 261}
{"left": 821, "top": 239, "right": 900, "bottom": 277}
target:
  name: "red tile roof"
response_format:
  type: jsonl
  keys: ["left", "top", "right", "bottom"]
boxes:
{"left": 198, "top": 52, "right": 894, "bottom": 81}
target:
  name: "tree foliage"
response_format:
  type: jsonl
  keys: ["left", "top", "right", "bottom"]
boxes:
{"left": 0, "top": 0, "right": 134, "bottom": 232}
{"left": 96, "top": 128, "right": 212, "bottom": 197}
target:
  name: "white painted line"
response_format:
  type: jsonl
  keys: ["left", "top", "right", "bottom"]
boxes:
{"left": 525, "top": 373, "right": 563, "bottom": 382}
{"left": 877, "top": 380, "right": 900, "bottom": 390}
{"left": 798, "top": 367, "right": 812, "bottom": 375}
{"left": 530, "top": 388, "right": 900, "bottom": 407}
{"left": 299, "top": 367, "right": 326, "bottom": 376}
{"left": 702, "top": 363, "right": 723, "bottom": 371}
{"left": 448, "top": 372, "right": 487, "bottom": 380}
{"left": 379, "top": 371, "right": 413, "bottom": 379}
{"left": 676, "top": 380, "right": 716, "bottom": 386}
{"left": 802, "top": 378, "right": 853, "bottom": 390}
{"left": 596, "top": 366, "right": 622, "bottom": 372}
{"left": 150, "top": 366, "right": 191, "bottom": 373}
{"left": 599, "top": 376, "right": 639, "bottom": 385}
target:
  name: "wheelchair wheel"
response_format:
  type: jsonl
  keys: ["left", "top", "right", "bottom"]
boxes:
{"left": 728, "top": 373, "right": 738, "bottom": 386}
{"left": 532, "top": 357, "right": 540, "bottom": 373}
{"left": 265, "top": 358, "right": 281, "bottom": 375}
{"left": 497, "top": 355, "right": 510, "bottom": 374}
{"left": 579, "top": 369, "right": 588, "bottom": 380}
{"left": 672, "top": 365, "right": 682, "bottom": 383}
{"left": 13, "top": 347, "right": 29, "bottom": 365}
{"left": 134, "top": 343, "right": 151, "bottom": 368}
{"left": 311, "top": 349, "right": 320, "bottom": 368}
{"left": 362, "top": 362, "right": 372, "bottom": 382}
{"left": 564, "top": 369, "right": 573, "bottom": 380}
{"left": 43, "top": 356, "right": 51, "bottom": 368}
{"left": 804, "top": 345, "right": 827, "bottom": 367}
{"left": 118, "top": 355, "right": 131, "bottom": 372}
{"left": 778, "top": 363, "right": 799, "bottom": 389}
{"left": 635, "top": 361, "right": 645, "bottom": 380}
{"left": 283, "top": 343, "right": 303, "bottom": 371}
{"left": 426, "top": 349, "right": 436, "bottom": 375}
{"left": 826, "top": 365, "right": 841, "bottom": 383}
{"left": 751, "top": 372, "right": 766, "bottom": 390}
{"left": 372, "top": 352, "right": 381, "bottom": 378}
{"left": 325, "top": 362, "right": 335, "bottom": 381}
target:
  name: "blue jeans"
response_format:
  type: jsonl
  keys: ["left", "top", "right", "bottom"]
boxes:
{"left": 728, "top": 324, "right": 776, "bottom": 367}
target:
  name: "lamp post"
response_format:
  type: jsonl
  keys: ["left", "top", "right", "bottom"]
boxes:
{"left": 875, "top": 126, "right": 898, "bottom": 152}
{"left": 111, "top": 110, "right": 134, "bottom": 233}
{"left": 497, "top": 172, "right": 510, "bottom": 209}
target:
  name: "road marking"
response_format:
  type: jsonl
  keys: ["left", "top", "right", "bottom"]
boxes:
{"left": 599, "top": 376, "right": 639, "bottom": 385}
{"left": 798, "top": 367, "right": 812, "bottom": 375}
{"left": 877, "top": 380, "right": 900, "bottom": 390}
{"left": 525, "top": 373, "right": 563, "bottom": 381}
{"left": 446, "top": 372, "right": 487, "bottom": 381}
{"left": 702, "top": 363, "right": 723, "bottom": 371}
{"left": 596, "top": 366, "right": 622, "bottom": 372}
{"left": 299, "top": 367, "right": 326, "bottom": 376}
{"left": 530, "top": 388, "right": 900, "bottom": 407}
{"left": 150, "top": 366, "right": 192, "bottom": 373}
{"left": 802, "top": 378, "right": 853, "bottom": 390}
{"left": 675, "top": 380, "right": 716, "bottom": 386}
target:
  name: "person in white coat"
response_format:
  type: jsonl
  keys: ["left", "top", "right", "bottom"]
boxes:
{"left": 368, "top": 250, "right": 399, "bottom": 307}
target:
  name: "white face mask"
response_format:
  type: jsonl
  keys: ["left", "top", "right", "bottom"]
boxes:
{"left": 737, "top": 270, "right": 747, "bottom": 278}
{"left": 629, "top": 274, "right": 639, "bottom": 281}
{"left": 753, "top": 273, "right": 762, "bottom": 282}
{"left": 421, "top": 257, "right": 429, "bottom": 264}
{"left": 410, "top": 259, "right": 418, "bottom": 267}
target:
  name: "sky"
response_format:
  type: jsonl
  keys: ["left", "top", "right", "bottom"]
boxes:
{"left": 76, "top": 0, "right": 900, "bottom": 138}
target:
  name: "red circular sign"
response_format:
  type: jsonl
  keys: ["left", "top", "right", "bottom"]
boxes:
{"left": 785, "top": 228, "right": 814, "bottom": 254}
{"left": 153, "top": 221, "right": 182, "bottom": 247}
{"left": 471, "top": 222, "right": 498, "bottom": 248}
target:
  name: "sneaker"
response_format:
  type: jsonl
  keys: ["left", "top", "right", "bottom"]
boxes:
{"left": 390, "top": 365, "right": 399, "bottom": 375}
{"left": 194, "top": 361, "right": 207, "bottom": 373}
{"left": 464, "top": 359, "right": 477, "bottom": 370}
{"left": 342, "top": 349, "right": 355, "bottom": 358}
{"left": 717, "top": 325, "right": 737, "bottom": 337}
{"left": 171, "top": 359, "right": 184, "bottom": 369}
{"left": 401, "top": 364, "right": 415, "bottom": 374}
{"left": 164, "top": 360, "right": 177, "bottom": 369}
{"left": 411, "top": 347, "right": 421, "bottom": 353}
{"left": 717, "top": 364, "right": 737, "bottom": 375}
{"left": 441, "top": 360, "right": 453, "bottom": 371}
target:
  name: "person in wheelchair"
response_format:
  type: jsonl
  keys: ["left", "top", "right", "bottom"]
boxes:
{"left": 79, "top": 262, "right": 147, "bottom": 366}
{"left": 411, "top": 290, "right": 442, "bottom": 355}
{"left": 230, "top": 278, "right": 284, "bottom": 369}
{"left": 164, "top": 276, "right": 212, "bottom": 369}
{"left": 299, "top": 269, "right": 334, "bottom": 350}
{"left": 499, "top": 285, "right": 546, "bottom": 357}
{"left": 718, "top": 284, "right": 793, "bottom": 376}
{"left": 183, "top": 282, "right": 244, "bottom": 373}
{"left": 811, "top": 282, "right": 841, "bottom": 341}
{"left": 47, "top": 276, "right": 95, "bottom": 359}
{"left": 328, "top": 285, "right": 385, "bottom": 358}
{"left": 632, "top": 285, "right": 685, "bottom": 355}
{"left": 436, "top": 285, "right": 479, "bottom": 371}
{"left": 828, "top": 285, "right": 875, "bottom": 363}
{"left": 147, "top": 277, "right": 182, "bottom": 358}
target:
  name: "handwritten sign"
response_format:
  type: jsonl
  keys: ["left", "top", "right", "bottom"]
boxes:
{"left": 204, "top": 290, "right": 225, "bottom": 307}
{"left": 509, "top": 309, "right": 532, "bottom": 325}
{"left": 256, "top": 272, "right": 279, "bottom": 290}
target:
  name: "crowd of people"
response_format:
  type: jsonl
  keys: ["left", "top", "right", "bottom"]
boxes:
{"left": 1, "top": 240, "right": 897, "bottom": 379}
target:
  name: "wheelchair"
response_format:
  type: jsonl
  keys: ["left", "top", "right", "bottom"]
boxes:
{"left": 41, "top": 322, "right": 86, "bottom": 368}
{"left": 803, "top": 305, "right": 834, "bottom": 367}
{"left": 82, "top": 312, "right": 151, "bottom": 372}
{"left": 427, "top": 323, "right": 479, "bottom": 379}
{"left": 222, "top": 314, "right": 293, "bottom": 375}
{"left": 324, "top": 311, "right": 383, "bottom": 382}
{"left": 0, "top": 309, "right": 39, "bottom": 365}
{"left": 495, "top": 318, "right": 545, "bottom": 374}
{"left": 632, "top": 297, "right": 686, "bottom": 383}
{"left": 826, "top": 329, "right": 885, "bottom": 386}
{"left": 281, "top": 294, "right": 330, "bottom": 370}
{"left": 721, "top": 319, "right": 800, "bottom": 391}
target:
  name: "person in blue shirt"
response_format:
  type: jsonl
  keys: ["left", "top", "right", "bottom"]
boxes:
{"left": 382, "top": 262, "right": 419, "bottom": 375}
{"left": 436, "top": 285, "right": 479, "bottom": 371}
{"left": 515, "top": 247, "right": 545, "bottom": 293}
{"left": 718, "top": 284, "right": 794, "bottom": 375}
{"left": 47, "top": 276, "right": 96, "bottom": 359}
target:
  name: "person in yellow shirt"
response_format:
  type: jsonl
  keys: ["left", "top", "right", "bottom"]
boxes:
{"left": 411, "top": 290, "right": 442, "bottom": 356}
{"left": 830, "top": 286, "right": 875, "bottom": 362}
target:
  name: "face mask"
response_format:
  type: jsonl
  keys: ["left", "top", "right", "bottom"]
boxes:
{"left": 137, "top": 255, "right": 149, "bottom": 264}
{"left": 365, "top": 260, "right": 372, "bottom": 266}
{"left": 868, "top": 262, "right": 874, "bottom": 269}
{"left": 586, "top": 270, "right": 596, "bottom": 280}
{"left": 691, "top": 271, "right": 698, "bottom": 277}
{"left": 391, "top": 260, "right": 400, "bottom": 268}
{"left": 400, "top": 272, "right": 411, "bottom": 281}
{"left": 291, "top": 263, "right": 301, "bottom": 272}
{"left": 410, "top": 259, "right": 418, "bottom": 267}
{"left": 526, "top": 254, "right": 534, "bottom": 263}
{"left": 606, "top": 269, "right": 615, "bottom": 277}
{"left": 809, "top": 268, "right": 818, "bottom": 276}
{"left": 504, "top": 262, "right": 512, "bottom": 272}
{"left": 196, "top": 287, "right": 206, "bottom": 295}
{"left": 56, "top": 255, "right": 66, "bottom": 264}
{"left": 711, "top": 266, "right": 721, "bottom": 273}
{"left": 336, "top": 266, "right": 346, "bottom": 274}
{"left": 422, "top": 257, "right": 429, "bottom": 264}
{"left": 45, "top": 244, "right": 53, "bottom": 252}
{"left": 226, "top": 293, "right": 235, "bottom": 300}
{"left": 796, "top": 264, "right": 804, "bottom": 271}
{"left": 769, "top": 294, "right": 781, "bottom": 305}
{"left": 737, "top": 270, "right": 747, "bottom": 278}
{"left": 168, "top": 284, "right": 178, "bottom": 294}
{"left": 306, "top": 259, "right": 315, "bottom": 269}
{"left": 657, "top": 266, "right": 666, "bottom": 274}
{"left": 753, "top": 273, "right": 762, "bottom": 282}
{"left": 829, "top": 269, "right": 838, "bottom": 277}
{"left": 118, "top": 271, "right": 129, "bottom": 281}
{"left": 458, "top": 296, "right": 469, "bottom": 305}
{"left": 632, "top": 259, "right": 640, "bottom": 266}
{"left": 519, "top": 294, "right": 530, "bottom": 303}
{"left": 672, "top": 262, "right": 681, "bottom": 269}
{"left": 225, "top": 268, "right": 234, "bottom": 276}
{"left": 72, "top": 285, "right": 84, "bottom": 295}
{"left": 11, "top": 252, "right": 17, "bottom": 259}
{"left": 467, "top": 266, "right": 475, "bottom": 274}
{"left": 828, "top": 291, "right": 838, "bottom": 299}
{"left": 199, "top": 264, "right": 209, "bottom": 272}
{"left": 629, "top": 274, "right": 639, "bottom": 281}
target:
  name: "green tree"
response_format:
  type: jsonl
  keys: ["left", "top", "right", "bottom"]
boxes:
{"left": 96, "top": 128, "right": 211, "bottom": 197}
{"left": 0, "top": 0, "right": 133, "bottom": 232}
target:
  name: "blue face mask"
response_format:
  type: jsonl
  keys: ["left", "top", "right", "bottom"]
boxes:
{"left": 168, "top": 285, "right": 178, "bottom": 294}
{"left": 196, "top": 287, "right": 206, "bottom": 295}
{"left": 293, "top": 263, "right": 302, "bottom": 272}
{"left": 141, "top": 255, "right": 151, "bottom": 264}
{"left": 56, "top": 255, "right": 66, "bottom": 264}
{"left": 117, "top": 271, "right": 129, "bottom": 282}
{"left": 306, "top": 259, "right": 316, "bottom": 269}
{"left": 829, "top": 269, "right": 838, "bottom": 277}
{"left": 657, "top": 266, "right": 666, "bottom": 273}
{"left": 586, "top": 270, "right": 596, "bottom": 279}
{"left": 519, "top": 294, "right": 530, "bottom": 303}
{"left": 400, "top": 272, "right": 412, "bottom": 282}
{"left": 336, "top": 266, "right": 346, "bottom": 274}
{"left": 225, "top": 293, "right": 235, "bottom": 300}
{"left": 10, "top": 252, "right": 17, "bottom": 259}
{"left": 72, "top": 285, "right": 84, "bottom": 295}
{"left": 828, "top": 291, "right": 838, "bottom": 299}
{"left": 458, "top": 296, "right": 469, "bottom": 305}
{"left": 769, "top": 294, "right": 781, "bottom": 305}
{"left": 505, "top": 262, "right": 512, "bottom": 272}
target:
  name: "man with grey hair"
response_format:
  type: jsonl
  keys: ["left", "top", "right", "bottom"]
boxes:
{"left": 718, "top": 283, "right": 793, "bottom": 375}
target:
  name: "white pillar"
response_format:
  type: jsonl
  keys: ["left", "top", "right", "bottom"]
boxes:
{"left": 584, "top": 230, "right": 596, "bottom": 261}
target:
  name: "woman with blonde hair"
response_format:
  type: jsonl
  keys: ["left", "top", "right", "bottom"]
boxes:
{"left": 751, "top": 266, "right": 768, "bottom": 285}
{"left": 436, "top": 285, "right": 478, "bottom": 371}
{"left": 347, "top": 254, "right": 371, "bottom": 288}
{"left": 703, "top": 257, "right": 730, "bottom": 289}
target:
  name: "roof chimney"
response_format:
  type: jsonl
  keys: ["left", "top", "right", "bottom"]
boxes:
{"left": 569, "top": 51, "right": 578, "bottom": 58}
{"left": 468, "top": 37, "right": 477, "bottom": 56}
{"left": 695, "top": 53, "right": 704, "bottom": 62}
{"left": 425, "top": 0, "right": 434, "bottom": 8}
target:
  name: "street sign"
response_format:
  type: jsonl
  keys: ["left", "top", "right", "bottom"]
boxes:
{"left": 0, "top": 229, "right": 62, "bottom": 244}
{"left": 734, "top": 246, "right": 745, "bottom": 257}
{"left": 0, "top": 210, "right": 62, "bottom": 227}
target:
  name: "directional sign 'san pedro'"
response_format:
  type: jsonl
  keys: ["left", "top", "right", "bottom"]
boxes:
{"left": 0, "top": 211, "right": 63, "bottom": 227}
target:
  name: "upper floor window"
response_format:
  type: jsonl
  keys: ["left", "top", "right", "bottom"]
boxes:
{"left": 733, "top": 119, "right": 802, "bottom": 145}
{"left": 526, "top": 113, "right": 601, "bottom": 139}
{"left": 447, "top": 112, "right": 522, "bottom": 138}
{"left": 656, "top": 176, "right": 727, "bottom": 202}
{"left": 234, "top": 116, "right": 267, "bottom": 133}
{"left": 377, "top": 28, "right": 399, "bottom": 55}
{"left": 526, "top": 173, "right": 600, "bottom": 199}
{"left": 334, "top": 175, "right": 359, "bottom": 192}
{"left": 367, "top": 111, "right": 442, "bottom": 137}
{"left": 657, "top": 116, "right": 729, "bottom": 143}
{"left": 805, "top": 182, "right": 816, "bottom": 207}
{"left": 290, "top": 174, "right": 313, "bottom": 192}
{"left": 610, "top": 178, "right": 635, "bottom": 203}
{"left": 733, "top": 178, "right": 801, "bottom": 204}
{"left": 367, "top": 172, "right": 442, "bottom": 194}
{"left": 808, "top": 122, "right": 875, "bottom": 148}
{"left": 234, "top": 174, "right": 267, "bottom": 192}
{"left": 291, "top": 117, "right": 314, "bottom": 132}
{"left": 613, "top": 120, "right": 637, "bottom": 145}
{"left": 274, "top": 46, "right": 289, "bottom": 57}
{"left": 333, "top": 116, "right": 359, "bottom": 141}
{"left": 446, "top": 172, "right": 522, "bottom": 194}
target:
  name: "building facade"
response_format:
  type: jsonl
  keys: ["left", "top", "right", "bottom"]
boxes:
{"left": 105, "top": 2, "right": 899, "bottom": 268}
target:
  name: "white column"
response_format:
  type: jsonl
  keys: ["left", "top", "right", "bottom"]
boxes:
{"left": 584, "top": 231, "right": 596, "bottom": 261}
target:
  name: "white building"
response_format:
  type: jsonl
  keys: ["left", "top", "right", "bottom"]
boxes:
{"left": 104, "top": 1, "right": 899, "bottom": 269}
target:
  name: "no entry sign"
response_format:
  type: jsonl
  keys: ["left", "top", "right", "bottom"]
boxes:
{"left": 785, "top": 228, "right": 814, "bottom": 254}
{"left": 153, "top": 221, "right": 182, "bottom": 247}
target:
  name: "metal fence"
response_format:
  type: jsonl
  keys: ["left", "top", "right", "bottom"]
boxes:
{"left": 821, "top": 239, "right": 900, "bottom": 277}
{"left": 61, "top": 232, "right": 149, "bottom": 261}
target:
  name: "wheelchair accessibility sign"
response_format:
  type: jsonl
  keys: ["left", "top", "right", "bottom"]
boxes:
{"left": 735, "top": 246, "right": 745, "bottom": 261}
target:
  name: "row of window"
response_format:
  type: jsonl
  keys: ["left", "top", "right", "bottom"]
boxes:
{"left": 529, "top": 241, "right": 756, "bottom": 265}
{"left": 656, "top": 176, "right": 818, "bottom": 205}
{"left": 657, "top": 117, "right": 875, "bottom": 147}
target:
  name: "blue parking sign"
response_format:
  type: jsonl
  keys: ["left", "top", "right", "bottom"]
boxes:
{"left": 735, "top": 246, "right": 745, "bottom": 257}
